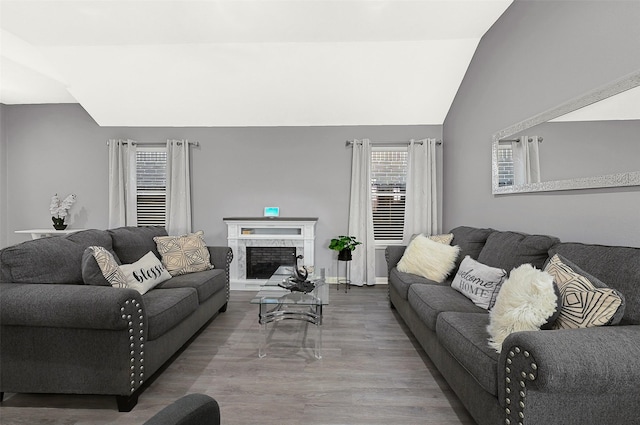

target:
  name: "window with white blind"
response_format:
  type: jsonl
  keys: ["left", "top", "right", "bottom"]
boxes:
{"left": 371, "top": 147, "right": 408, "bottom": 244}
{"left": 497, "top": 144, "right": 514, "bottom": 187}
{"left": 136, "top": 147, "right": 167, "bottom": 226}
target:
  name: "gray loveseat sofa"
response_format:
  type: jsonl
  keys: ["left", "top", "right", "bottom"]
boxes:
{"left": 0, "top": 226, "right": 232, "bottom": 411}
{"left": 386, "top": 226, "right": 640, "bottom": 425}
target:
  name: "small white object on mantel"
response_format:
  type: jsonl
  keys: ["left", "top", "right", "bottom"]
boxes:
{"left": 15, "top": 229, "right": 87, "bottom": 240}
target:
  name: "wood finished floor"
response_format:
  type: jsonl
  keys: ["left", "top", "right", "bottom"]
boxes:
{"left": 0, "top": 286, "right": 476, "bottom": 425}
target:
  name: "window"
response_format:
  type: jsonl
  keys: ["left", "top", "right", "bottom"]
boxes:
{"left": 497, "top": 144, "right": 514, "bottom": 187}
{"left": 136, "top": 147, "right": 167, "bottom": 226}
{"left": 370, "top": 147, "right": 408, "bottom": 244}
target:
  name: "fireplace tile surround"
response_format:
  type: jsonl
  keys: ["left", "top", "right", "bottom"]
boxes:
{"left": 224, "top": 217, "right": 317, "bottom": 290}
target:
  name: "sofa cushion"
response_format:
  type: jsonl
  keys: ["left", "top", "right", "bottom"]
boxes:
{"left": 155, "top": 269, "right": 226, "bottom": 304}
{"left": 451, "top": 256, "right": 507, "bottom": 310}
{"left": 408, "top": 284, "right": 486, "bottom": 331}
{"left": 389, "top": 267, "right": 440, "bottom": 301}
{"left": 549, "top": 242, "right": 640, "bottom": 325}
{"left": 544, "top": 254, "right": 624, "bottom": 329}
{"left": 142, "top": 287, "right": 199, "bottom": 341}
{"left": 108, "top": 226, "right": 168, "bottom": 264}
{"left": 397, "top": 234, "right": 460, "bottom": 283}
{"left": 0, "top": 229, "right": 113, "bottom": 284}
{"left": 477, "top": 230, "right": 559, "bottom": 273}
{"left": 82, "top": 246, "right": 126, "bottom": 287}
{"left": 449, "top": 226, "right": 495, "bottom": 273}
{"left": 436, "top": 312, "right": 498, "bottom": 396}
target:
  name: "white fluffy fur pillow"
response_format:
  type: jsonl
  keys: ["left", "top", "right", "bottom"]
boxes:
{"left": 397, "top": 234, "right": 460, "bottom": 282}
{"left": 487, "top": 263, "right": 558, "bottom": 353}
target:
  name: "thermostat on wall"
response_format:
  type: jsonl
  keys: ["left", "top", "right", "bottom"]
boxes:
{"left": 264, "top": 207, "right": 280, "bottom": 217}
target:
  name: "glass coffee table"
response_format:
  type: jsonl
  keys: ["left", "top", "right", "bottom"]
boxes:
{"left": 251, "top": 266, "right": 328, "bottom": 359}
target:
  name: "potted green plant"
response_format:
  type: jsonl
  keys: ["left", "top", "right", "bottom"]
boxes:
{"left": 328, "top": 235, "right": 362, "bottom": 261}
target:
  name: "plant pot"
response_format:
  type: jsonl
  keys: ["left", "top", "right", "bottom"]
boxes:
{"left": 338, "top": 248, "right": 352, "bottom": 261}
{"left": 52, "top": 217, "right": 67, "bottom": 231}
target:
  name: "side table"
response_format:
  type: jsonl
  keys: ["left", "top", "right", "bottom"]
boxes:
{"left": 336, "top": 258, "right": 351, "bottom": 293}
{"left": 15, "top": 229, "right": 86, "bottom": 240}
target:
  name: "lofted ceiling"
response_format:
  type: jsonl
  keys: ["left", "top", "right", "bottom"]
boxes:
{"left": 0, "top": 0, "right": 513, "bottom": 127}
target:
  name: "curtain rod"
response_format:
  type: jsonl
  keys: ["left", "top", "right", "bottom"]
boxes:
{"left": 345, "top": 139, "right": 442, "bottom": 147}
{"left": 106, "top": 140, "right": 199, "bottom": 146}
{"left": 498, "top": 137, "right": 543, "bottom": 143}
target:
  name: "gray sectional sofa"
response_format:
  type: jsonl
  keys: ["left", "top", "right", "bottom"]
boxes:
{"left": 386, "top": 226, "right": 640, "bottom": 425}
{"left": 0, "top": 226, "right": 232, "bottom": 411}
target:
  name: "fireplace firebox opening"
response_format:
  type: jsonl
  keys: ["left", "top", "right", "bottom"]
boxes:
{"left": 246, "top": 247, "right": 297, "bottom": 279}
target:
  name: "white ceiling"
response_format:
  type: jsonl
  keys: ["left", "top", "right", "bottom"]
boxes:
{"left": 0, "top": 0, "right": 513, "bottom": 127}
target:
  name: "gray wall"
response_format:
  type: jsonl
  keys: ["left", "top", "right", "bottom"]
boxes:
{"left": 514, "top": 120, "right": 640, "bottom": 182}
{"left": 1, "top": 103, "right": 441, "bottom": 277}
{"left": 443, "top": 0, "right": 640, "bottom": 247}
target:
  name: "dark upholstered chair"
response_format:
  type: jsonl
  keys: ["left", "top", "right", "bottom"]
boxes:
{"left": 142, "top": 394, "right": 220, "bottom": 425}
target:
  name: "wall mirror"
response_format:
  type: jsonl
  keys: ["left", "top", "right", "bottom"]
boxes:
{"left": 492, "top": 70, "right": 640, "bottom": 194}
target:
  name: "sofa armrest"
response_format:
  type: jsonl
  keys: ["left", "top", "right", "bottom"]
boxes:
{"left": 499, "top": 326, "right": 640, "bottom": 396}
{"left": 385, "top": 245, "right": 407, "bottom": 274}
{"left": 142, "top": 393, "right": 221, "bottom": 425}
{"left": 207, "top": 246, "right": 233, "bottom": 271}
{"left": 0, "top": 283, "right": 143, "bottom": 330}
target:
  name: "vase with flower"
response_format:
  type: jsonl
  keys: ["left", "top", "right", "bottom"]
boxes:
{"left": 50, "top": 193, "right": 76, "bottom": 230}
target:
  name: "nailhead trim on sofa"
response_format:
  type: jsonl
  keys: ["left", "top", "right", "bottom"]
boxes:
{"left": 504, "top": 346, "right": 538, "bottom": 425}
{"left": 121, "top": 298, "right": 145, "bottom": 394}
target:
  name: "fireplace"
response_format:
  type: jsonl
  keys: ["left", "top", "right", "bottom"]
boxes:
{"left": 224, "top": 217, "right": 317, "bottom": 289}
{"left": 246, "top": 247, "right": 296, "bottom": 279}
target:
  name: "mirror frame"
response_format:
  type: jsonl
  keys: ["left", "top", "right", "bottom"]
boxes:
{"left": 492, "top": 69, "right": 640, "bottom": 194}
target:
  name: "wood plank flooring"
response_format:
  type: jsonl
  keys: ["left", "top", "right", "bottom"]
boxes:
{"left": 0, "top": 286, "right": 476, "bottom": 425}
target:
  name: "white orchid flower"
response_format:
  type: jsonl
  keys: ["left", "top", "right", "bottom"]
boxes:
{"left": 50, "top": 193, "right": 77, "bottom": 218}
{"left": 49, "top": 194, "right": 61, "bottom": 216}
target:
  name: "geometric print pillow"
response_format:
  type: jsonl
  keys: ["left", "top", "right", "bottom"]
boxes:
{"left": 544, "top": 254, "right": 624, "bottom": 329}
{"left": 428, "top": 233, "right": 454, "bottom": 245}
{"left": 153, "top": 230, "right": 214, "bottom": 276}
{"left": 82, "top": 246, "right": 128, "bottom": 288}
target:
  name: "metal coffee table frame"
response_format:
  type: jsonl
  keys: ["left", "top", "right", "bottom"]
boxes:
{"left": 251, "top": 267, "right": 328, "bottom": 359}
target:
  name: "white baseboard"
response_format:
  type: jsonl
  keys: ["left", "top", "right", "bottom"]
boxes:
{"left": 376, "top": 276, "right": 389, "bottom": 285}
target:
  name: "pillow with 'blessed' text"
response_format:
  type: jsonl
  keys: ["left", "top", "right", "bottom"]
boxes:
{"left": 119, "top": 251, "right": 172, "bottom": 295}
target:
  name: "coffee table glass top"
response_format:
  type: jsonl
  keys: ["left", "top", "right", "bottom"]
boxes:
{"left": 250, "top": 266, "right": 329, "bottom": 306}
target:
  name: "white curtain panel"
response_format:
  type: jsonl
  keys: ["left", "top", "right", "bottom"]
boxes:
{"left": 512, "top": 136, "right": 541, "bottom": 185}
{"left": 166, "top": 139, "right": 192, "bottom": 236}
{"left": 347, "top": 139, "right": 376, "bottom": 286}
{"left": 108, "top": 139, "right": 137, "bottom": 228}
{"left": 403, "top": 138, "right": 439, "bottom": 243}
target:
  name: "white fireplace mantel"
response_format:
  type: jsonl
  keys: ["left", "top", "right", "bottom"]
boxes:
{"left": 224, "top": 217, "right": 318, "bottom": 290}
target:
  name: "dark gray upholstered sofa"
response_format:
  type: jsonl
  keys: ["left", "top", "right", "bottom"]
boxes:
{"left": 142, "top": 393, "right": 220, "bottom": 425}
{"left": 386, "top": 226, "right": 640, "bottom": 425}
{"left": 0, "top": 226, "right": 232, "bottom": 412}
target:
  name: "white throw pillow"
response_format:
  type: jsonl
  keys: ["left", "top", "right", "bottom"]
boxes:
{"left": 397, "top": 234, "right": 460, "bottom": 283}
{"left": 119, "top": 251, "right": 172, "bottom": 295}
{"left": 451, "top": 256, "right": 507, "bottom": 310}
{"left": 487, "top": 263, "right": 558, "bottom": 353}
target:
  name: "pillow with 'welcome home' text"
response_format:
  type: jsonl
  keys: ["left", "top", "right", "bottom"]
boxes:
{"left": 451, "top": 256, "right": 507, "bottom": 310}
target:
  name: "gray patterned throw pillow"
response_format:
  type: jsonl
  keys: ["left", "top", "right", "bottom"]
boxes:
{"left": 82, "top": 246, "right": 127, "bottom": 288}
